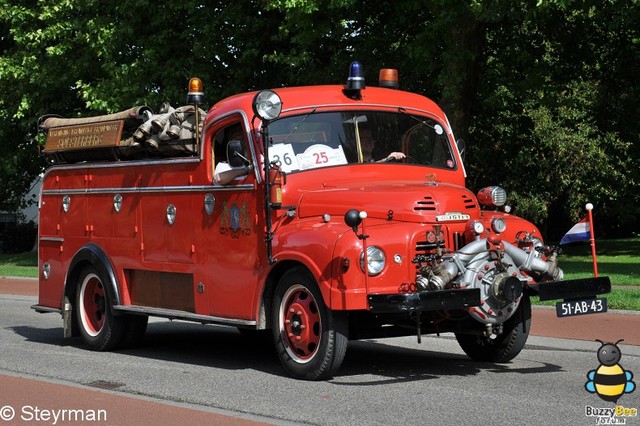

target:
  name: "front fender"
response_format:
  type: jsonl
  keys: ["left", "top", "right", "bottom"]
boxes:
{"left": 272, "top": 220, "right": 345, "bottom": 308}
{"left": 329, "top": 221, "right": 418, "bottom": 310}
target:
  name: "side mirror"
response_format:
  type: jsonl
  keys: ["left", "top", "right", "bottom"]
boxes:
{"left": 456, "top": 139, "right": 466, "bottom": 162}
{"left": 227, "top": 140, "right": 247, "bottom": 168}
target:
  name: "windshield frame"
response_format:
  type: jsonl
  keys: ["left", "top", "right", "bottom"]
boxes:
{"left": 264, "top": 109, "right": 457, "bottom": 174}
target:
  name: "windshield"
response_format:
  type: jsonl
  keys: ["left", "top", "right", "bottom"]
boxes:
{"left": 265, "top": 110, "right": 455, "bottom": 173}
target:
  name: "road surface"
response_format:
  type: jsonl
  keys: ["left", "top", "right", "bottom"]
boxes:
{"left": 1, "top": 277, "right": 638, "bottom": 425}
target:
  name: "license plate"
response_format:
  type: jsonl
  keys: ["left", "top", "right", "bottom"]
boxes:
{"left": 435, "top": 212, "right": 470, "bottom": 222}
{"left": 556, "top": 297, "right": 608, "bottom": 317}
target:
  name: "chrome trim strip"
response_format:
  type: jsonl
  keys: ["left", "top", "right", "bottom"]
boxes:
{"left": 40, "top": 237, "right": 64, "bottom": 243}
{"left": 202, "top": 109, "right": 263, "bottom": 184}
{"left": 41, "top": 184, "right": 254, "bottom": 196}
{"left": 44, "top": 157, "right": 201, "bottom": 173}
{"left": 281, "top": 103, "right": 441, "bottom": 120}
{"left": 114, "top": 304, "right": 257, "bottom": 326}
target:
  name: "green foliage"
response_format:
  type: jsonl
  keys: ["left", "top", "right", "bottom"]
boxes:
{"left": 0, "top": 0, "right": 638, "bottom": 239}
{"left": 474, "top": 80, "right": 630, "bottom": 238}
{"left": 467, "top": 1, "right": 639, "bottom": 238}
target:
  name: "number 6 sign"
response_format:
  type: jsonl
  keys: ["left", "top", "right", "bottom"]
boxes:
{"left": 268, "top": 143, "right": 298, "bottom": 173}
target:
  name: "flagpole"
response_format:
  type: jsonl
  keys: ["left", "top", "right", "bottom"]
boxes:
{"left": 586, "top": 203, "right": 598, "bottom": 277}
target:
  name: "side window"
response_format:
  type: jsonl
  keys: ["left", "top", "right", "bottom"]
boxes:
{"left": 211, "top": 121, "right": 254, "bottom": 185}
{"left": 212, "top": 122, "right": 245, "bottom": 166}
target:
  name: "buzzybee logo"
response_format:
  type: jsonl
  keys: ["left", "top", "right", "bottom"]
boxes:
{"left": 585, "top": 339, "right": 635, "bottom": 403}
{"left": 584, "top": 339, "right": 637, "bottom": 425}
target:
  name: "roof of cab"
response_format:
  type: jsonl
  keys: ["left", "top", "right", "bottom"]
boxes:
{"left": 205, "top": 85, "right": 447, "bottom": 125}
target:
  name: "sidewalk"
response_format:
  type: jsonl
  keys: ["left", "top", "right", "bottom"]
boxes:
{"left": 3, "top": 276, "right": 639, "bottom": 346}
{"left": 0, "top": 372, "right": 273, "bottom": 425}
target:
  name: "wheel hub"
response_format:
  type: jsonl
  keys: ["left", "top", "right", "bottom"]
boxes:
{"left": 281, "top": 286, "right": 321, "bottom": 362}
{"left": 81, "top": 275, "right": 106, "bottom": 336}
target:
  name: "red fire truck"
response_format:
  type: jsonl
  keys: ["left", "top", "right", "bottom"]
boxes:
{"left": 33, "top": 62, "right": 610, "bottom": 380}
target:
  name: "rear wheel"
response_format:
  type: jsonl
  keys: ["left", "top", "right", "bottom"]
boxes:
{"left": 272, "top": 267, "right": 348, "bottom": 380}
{"left": 455, "top": 294, "right": 531, "bottom": 363}
{"left": 76, "top": 266, "right": 125, "bottom": 351}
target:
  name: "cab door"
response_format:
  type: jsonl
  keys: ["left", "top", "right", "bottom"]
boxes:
{"left": 203, "top": 116, "right": 267, "bottom": 320}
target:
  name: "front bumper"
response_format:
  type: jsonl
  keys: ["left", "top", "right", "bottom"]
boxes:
{"left": 528, "top": 276, "right": 611, "bottom": 301}
{"left": 367, "top": 276, "right": 611, "bottom": 314}
{"left": 368, "top": 288, "right": 481, "bottom": 313}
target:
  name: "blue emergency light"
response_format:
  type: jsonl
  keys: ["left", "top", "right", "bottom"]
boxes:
{"left": 346, "top": 61, "right": 365, "bottom": 91}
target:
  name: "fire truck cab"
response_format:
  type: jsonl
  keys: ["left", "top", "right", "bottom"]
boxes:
{"left": 33, "top": 63, "right": 611, "bottom": 380}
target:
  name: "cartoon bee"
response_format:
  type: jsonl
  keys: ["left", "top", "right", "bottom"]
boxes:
{"left": 585, "top": 339, "right": 636, "bottom": 403}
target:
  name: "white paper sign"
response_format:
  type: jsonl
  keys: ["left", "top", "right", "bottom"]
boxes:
{"left": 268, "top": 143, "right": 298, "bottom": 173}
{"left": 296, "top": 144, "right": 347, "bottom": 170}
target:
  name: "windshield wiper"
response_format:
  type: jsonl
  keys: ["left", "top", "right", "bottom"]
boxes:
{"left": 397, "top": 107, "right": 444, "bottom": 135}
{"left": 271, "top": 107, "right": 317, "bottom": 145}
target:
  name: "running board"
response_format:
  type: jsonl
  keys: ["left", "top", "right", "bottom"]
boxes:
{"left": 113, "top": 304, "right": 256, "bottom": 327}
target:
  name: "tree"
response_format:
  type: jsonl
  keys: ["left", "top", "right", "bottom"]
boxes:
{"left": 0, "top": 0, "right": 284, "bottom": 212}
{"left": 1, "top": 0, "right": 638, "bottom": 239}
{"left": 467, "top": 1, "right": 639, "bottom": 238}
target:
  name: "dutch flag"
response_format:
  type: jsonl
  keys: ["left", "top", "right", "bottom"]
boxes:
{"left": 560, "top": 216, "right": 591, "bottom": 245}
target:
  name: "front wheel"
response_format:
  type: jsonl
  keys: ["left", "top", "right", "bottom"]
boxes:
{"left": 76, "top": 266, "right": 126, "bottom": 351}
{"left": 455, "top": 294, "right": 531, "bottom": 363}
{"left": 271, "top": 267, "right": 348, "bottom": 380}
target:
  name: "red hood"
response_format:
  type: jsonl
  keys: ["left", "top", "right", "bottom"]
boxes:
{"left": 295, "top": 179, "right": 480, "bottom": 223}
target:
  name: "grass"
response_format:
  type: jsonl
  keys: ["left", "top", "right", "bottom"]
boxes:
{"left": 559, "top": 238, "right": 640, "bottom": 286}
{"left": 532, "top": 237, "right": 640, "bottom": 311}
{"left": 0, "top": 251, "right": 38, "bottom": 278}
{"left": 1, "top": 238, "right": 639, "bottom": 310}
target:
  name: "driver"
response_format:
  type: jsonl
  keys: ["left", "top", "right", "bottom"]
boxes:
{"left": 359, "top": 127, "right": 405, "bottom": 163}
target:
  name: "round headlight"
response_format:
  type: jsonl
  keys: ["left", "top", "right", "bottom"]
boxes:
{"left": 252, "top": 90, "right": 282, "bottom": 121}
{"left": 491, "top": 218, "right": 507, "bottom": 234}
{"left": 360, "top": 246, "right": 386, "bottom": 276}
{"left": 477, "top": 186, "right": 507, "bottom": 207}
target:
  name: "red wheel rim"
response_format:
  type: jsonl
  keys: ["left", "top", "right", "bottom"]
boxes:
{"left": 80, "top": 273, "right": 106, "bottom": 337}
{"left": 280, "top": 285, "right": 321, "bottom": 363}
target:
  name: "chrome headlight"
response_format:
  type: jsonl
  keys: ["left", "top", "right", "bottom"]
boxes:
{"left": 360, "top": 246, "right": 385, "bottom": 276}
{"left": 477, "top": 186, "right": 507, "bottom": 207}
{"left": 252, "top": 90, "right": 282, "bottom": 121}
